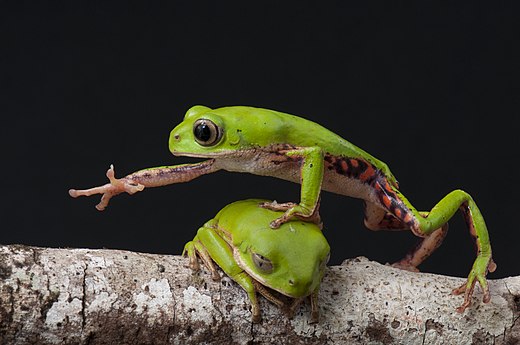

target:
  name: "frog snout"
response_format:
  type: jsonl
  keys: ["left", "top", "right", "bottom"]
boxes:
{"left": 170, "top": 132, "right": 181, "bottom": 142}
{"left": 287, "top": 277, "right": 312, "bottom": 293}
{"left": 168, "top": 130, "right": 182, "bottom": 153}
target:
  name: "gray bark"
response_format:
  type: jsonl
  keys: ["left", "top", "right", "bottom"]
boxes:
{"left": 0, "top": 245, "right": 517, "bottom": 345}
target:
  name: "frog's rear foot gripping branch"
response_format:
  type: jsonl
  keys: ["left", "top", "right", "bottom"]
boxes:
{"left": 183, "top": 240, "right": 222, "bottom": 281}
{"left": 68, "top": 165, "right": 144, "bottom": 211}
{"left": 452, "top": 257, "right": 497, "bottom": 313}
{"left": 408, "top": 190, "right": 495, "bottom": 313}
{"left": 368, "top": 184, "right": 495, "bottom": 313}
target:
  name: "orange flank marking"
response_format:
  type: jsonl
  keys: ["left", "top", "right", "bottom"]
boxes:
{"left": 359, "top": 165, "right": 376, "bottom": 182}
{"left": 375, "top": 182, "right": 382, "bottom": 191}
{"left": 340, "top": 160, "right": 348, "bottom": 172}
{"left": 350, "top": 159, "right": 359, "bottom": 168}
{"left": 382, "top": 195, "right": 392, "bottom": 208}
{"left": 384, "top": 181, "right": 393, "bottom": 192}
{"left": 394, "top": 208, "right": 402, "bottom": 219}
{"left": 403, "top": 213, "right": 413, "bottom": 224}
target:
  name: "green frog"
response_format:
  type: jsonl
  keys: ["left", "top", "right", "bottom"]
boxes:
{"left": 70, "top": 105, "right": 495, "bottom": 312}
{"left": 183, "top": 199, "right": 330, "bottom": 323}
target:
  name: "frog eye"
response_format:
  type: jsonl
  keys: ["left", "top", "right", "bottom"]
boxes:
{"left": 251, "top": 252, "right": 273, "bottom": 273}
{"left": 193, "top": 119, "right": 222, "bottom": 146}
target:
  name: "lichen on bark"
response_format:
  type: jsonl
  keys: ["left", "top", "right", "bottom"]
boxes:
{"left": 0, "top": 245, "right": 518, "bottom": 345}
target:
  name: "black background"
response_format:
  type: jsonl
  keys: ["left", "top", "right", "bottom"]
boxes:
{"left": 1, "top": 2, "right": 518, "bottom": 279}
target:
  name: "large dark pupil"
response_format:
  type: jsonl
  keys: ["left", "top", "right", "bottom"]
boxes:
{"left": 194, "top": 123, "right": 211, "bottom": 142}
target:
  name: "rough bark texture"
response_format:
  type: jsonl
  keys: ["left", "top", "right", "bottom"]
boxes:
{"left": 0, "top": 245, "right": 518, "bottom": 345}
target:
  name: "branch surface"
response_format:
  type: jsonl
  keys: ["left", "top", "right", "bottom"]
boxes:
{"left": 0, "top": 245, "right": 518, "bottom": 344}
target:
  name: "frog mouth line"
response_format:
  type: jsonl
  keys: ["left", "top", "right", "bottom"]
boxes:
{"left": 171, "top": 149, "right": 248, "bottom": 159}
{"left": 232, "top": 248, "right": 311, "bottom": 299}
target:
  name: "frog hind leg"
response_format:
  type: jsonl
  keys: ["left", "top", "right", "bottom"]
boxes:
{"left": 284, "top": 288, "right": 320, "bottom": 323}
{"left": 392, "top": 221, "right": 448, "bottom": 272}
{"left": 182, "top": 240, "right": 200, "bottom": 272}
{"left": 252, "top": 278, "right": 320, "bottom": 322}
{"left": 309, "top": 288, "right": 320, "bottom": 323}
{"left": 363, "top": 201, "right": 449, "bottom": 271}
{"left": 252, "top": 280, "right": 286, "bottom": 310}
{"left": 188, "top": 225, "right": 263, "bottom": 323}
{"left": 367, "top": 178, "right": 496, "bottom": 312}
{"left": 183, "top": 236, "right": 221, "bottom": 281}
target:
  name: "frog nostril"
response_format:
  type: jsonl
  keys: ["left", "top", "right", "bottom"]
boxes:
{"left": 288, "top": 279, "right": 295, "bottom": 286}
{"left": 174, "top": 134, "right": 180, "bottom": 140}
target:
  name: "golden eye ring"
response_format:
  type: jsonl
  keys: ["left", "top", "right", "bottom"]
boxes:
{"left": 193, "top": 119, "right": 221, "bottom": 146}
{"left": 251, "top": 252, "right": 274, "bottom": 273}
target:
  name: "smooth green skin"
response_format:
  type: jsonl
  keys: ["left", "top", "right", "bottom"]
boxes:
{"left": 70, "top": 104, "right": 494, "bottom": 313}
{"left": 170, "top": 105, "right": 394, "bottom": 175}
{"left": 183, "top": 199, "right": 330, "bottom": 323}
{"left": 169, "top": 105, "right": 493, "bottom": 312}
{"left": 170, "top": 105, "right": 396, "bottom": 214}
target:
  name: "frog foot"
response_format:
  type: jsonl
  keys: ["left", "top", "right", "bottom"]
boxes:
{"left": 260, "top": 201, "right": 298, "bottom": 212}
{"left": 69, "top": 165, "right": 144, "bottom": 210}
{"left": 452, "top": 256, "right": 496, "bottom": 313}
{"left": 284, "top": 296, "right": 319, "bottom": 323}
{"left": 182, "top": 243, "right": 200, "bottom": 272}
{"left": 285, "top": 297, "right": 304, "bottom": 319}
{"left": 259, "top": 201, "right": 322, "bottom": 229}
{"left": 389, "top": 260, "right": 420, "bottom": 273}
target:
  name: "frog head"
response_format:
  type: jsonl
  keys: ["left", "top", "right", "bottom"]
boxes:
{"left": 237, "top": 220, "right": 329, "bottom": 298}
{"left": 221, "top": 200, "right": 330, "bottom": 298}
{"left": 168, "top": 105, "right": 286, "bottom": 157}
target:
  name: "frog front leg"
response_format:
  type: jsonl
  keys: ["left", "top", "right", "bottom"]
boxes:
{"left": 286, "top": 287, "right": 321, "bottom": 323}
{"left": 69, "top": 160, "right": 218, "bottom": 210}
{"left": 261, "top": 146, "right": 324, "bottom": 228}
{"left": 183, "top": 223, "right": 270, "bottom": 323}
{"left": 367, "top": 179, "right": 495, "bottom": 312}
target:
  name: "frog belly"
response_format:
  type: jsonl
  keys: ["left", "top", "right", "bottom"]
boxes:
{"left": 217, "top": 150, "right": 380, "bottom": 205}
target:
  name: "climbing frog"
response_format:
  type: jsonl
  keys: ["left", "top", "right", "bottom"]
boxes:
{"left": 183, "top": 199, "right": 330, "bottom": 323}
{"left": 69, "top": 105, "right": 495, "bottom": 312}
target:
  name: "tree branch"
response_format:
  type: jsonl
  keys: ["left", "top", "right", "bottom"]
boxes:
{"left": 0, "top": 245, "right": 517, "bottom": 344}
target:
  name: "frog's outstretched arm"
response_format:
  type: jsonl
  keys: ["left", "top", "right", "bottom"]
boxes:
{"left": 69, "top": 160, "right": 218, "bottom": 210}
{"left": 365, "top": 179, "right": 495, "bottom": 313}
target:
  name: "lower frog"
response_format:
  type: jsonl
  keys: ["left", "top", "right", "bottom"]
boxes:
{"left": 183, "top": 199, "right": 330, "bottom": 323}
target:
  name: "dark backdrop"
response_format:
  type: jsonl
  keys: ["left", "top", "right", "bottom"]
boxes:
{"left": 1, "top": 2, "right": 518, "bottom": 279}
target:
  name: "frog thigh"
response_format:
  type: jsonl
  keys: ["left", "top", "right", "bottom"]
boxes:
{"left": 363, "top": 201, "right": 408, "bottom": 231}
{"left": 363, "top": 200, "right": 448, "bottom": 270}
{"left": 194, "top": 225, "right": 243, "bottom": 278}
{"left": 195, "top": 225, "right": 262, "bottom": 322}
{"left": 183, "top": 231, "right": 220, "bottom": 280}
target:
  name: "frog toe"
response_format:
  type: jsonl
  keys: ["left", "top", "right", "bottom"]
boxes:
{"left": 260, "top": 201, "right": 297, "bottom": 212}
{"left": 451, "top": 281, "right": 467, "bottom": 296}
{"left": 269, "top": 204, "right": 321, "bottom": 229}
{"left": 453, "top": 280, "right": 476, "bottom": 313}
{"left": 478, "top": 275, "right": 491, "bottom": 303}
{"left": 488, "top": 258, "right": 497, "bottom": 273}
{"left": 453, "top": 262, "right": 492, "bottom": 313}
{"left": 210, "top": 270, "right": 221, "bottom": 281}
{"left": 389, "top": 261, "right": 420, "bottom": 273}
